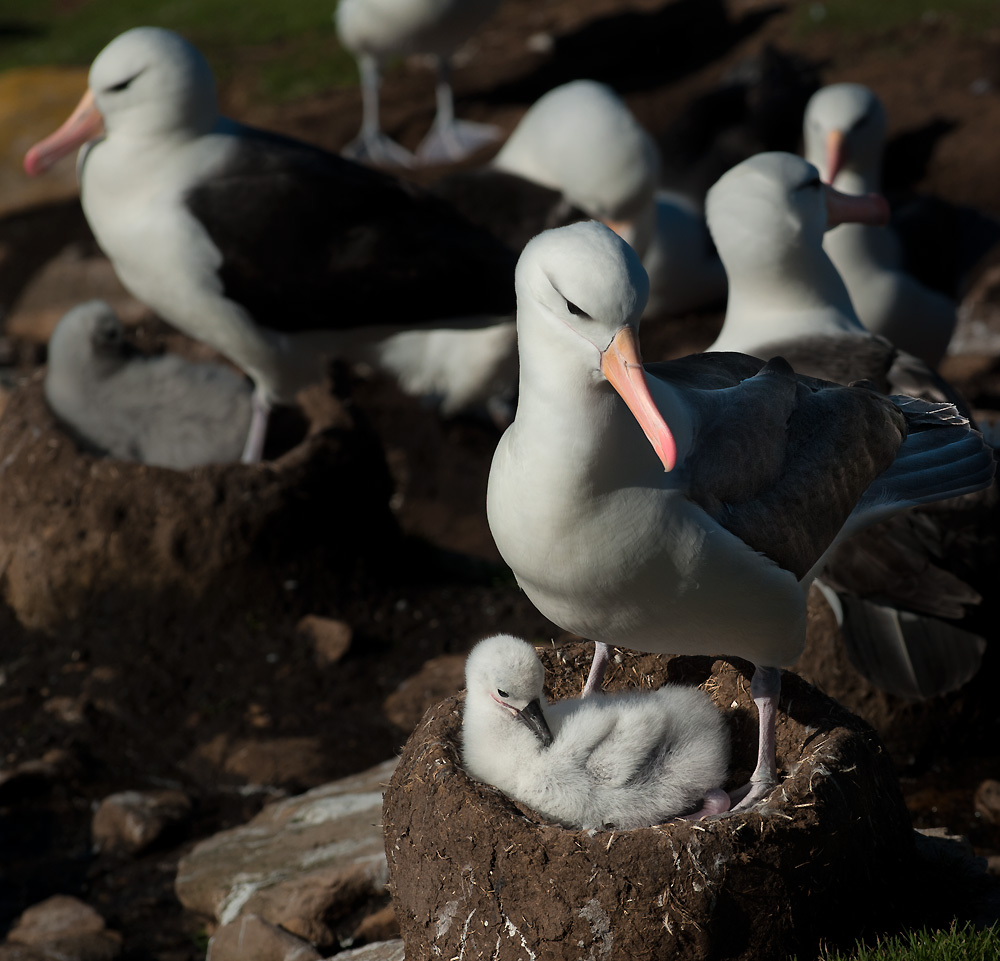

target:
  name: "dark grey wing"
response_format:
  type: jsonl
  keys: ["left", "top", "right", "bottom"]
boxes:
{"left": 183, "top": 126, "right": 516, "bottom": 334}
{"left": 428, "top": 168, "right": 588, "bottom": 253}
{"left": 649, "top": 352, "right": 907, "bottom": 580}
{"left": 752, "top": 332, "right": 973, "bottom": 419}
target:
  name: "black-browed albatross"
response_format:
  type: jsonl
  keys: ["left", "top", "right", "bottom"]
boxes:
{"left": 486, "top": 220, "right": 994, "bottom": 811}
{"left": 24, "top": 26, "right": 517, "bottom": 462}
{"left": 704, "top": 151, "right": 994, "bottom": 700}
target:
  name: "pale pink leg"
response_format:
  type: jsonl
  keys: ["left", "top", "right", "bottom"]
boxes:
{"left": 241, "top": 392, "right": 271, "bottom": 464}
{"left": 729, "top": 665, "right": 780, "bottom": 811}
{"left": 582, "top": 641, "right": 611, "bottom": 697}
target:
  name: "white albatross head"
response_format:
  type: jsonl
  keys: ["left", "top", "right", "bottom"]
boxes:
{"left": 494, "top": 81, "right": 660, "bottom": 251}
{"left": 514, "top": 220, "right": 676, "bottom": 471}
{"left": 464, "top": 635, "right": 553, "bottom": 747}
{"left": 706, "top": 152, "right": 890, "bottom": 273}
{"left": 25, "top": 26, "right": 217, "bottom": 176}
{"left": 803, "top": 82, "right": 887, "bottom": 186}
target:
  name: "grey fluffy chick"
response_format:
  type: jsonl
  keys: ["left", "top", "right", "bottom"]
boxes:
{"left": 462, "top": 635, "right": 730, "bottom": 830}
{"left": 45, "top": 300, "right": 252, "bottom": 469}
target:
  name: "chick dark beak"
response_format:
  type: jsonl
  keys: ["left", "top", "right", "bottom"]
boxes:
{"left": 516, "top": 699, "right": 553, "bottom": 747}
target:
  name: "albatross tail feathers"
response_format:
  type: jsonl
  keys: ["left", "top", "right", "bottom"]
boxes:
{"left": 836, "top": 594, "right": 987, "bottom": 700}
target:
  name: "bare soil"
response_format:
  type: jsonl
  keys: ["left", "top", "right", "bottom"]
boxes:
{"left": 3, "top": 1, "right": 1000, "bottom": 958}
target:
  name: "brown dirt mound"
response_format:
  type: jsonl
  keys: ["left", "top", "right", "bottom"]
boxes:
{"left": 385, "top": 646, "right": 914, "bottom": 961}
{"left": 0, "top": 375, "right": 397, "bottom": 633}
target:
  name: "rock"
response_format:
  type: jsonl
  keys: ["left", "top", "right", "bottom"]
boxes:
{"left": 382, "top": 654, "right": 464, "bottom": 733}
{"left": 176, "top": 759, "right": 398, "bottom": 952}
{"left": 975, "top": 780, "right": 1000, "bottom": 825}
{"left": 351, "top": 906, "right": 400, "bottom": 945}
{"left": 91, "top": 788, "right": 192, "bottom": 855}
{"left": 206, "top": 915, "right": 321, "bottom": 961}
{"left": 2, "top": 895, "right": 122, "bottom": 961}
{"left": 326, "top": 941, "right": 405, "bottom": 961}
{"left": 0, "top": 377, "right": 397, "bottom": 632}
{"left": 0, "top": 748, "right": 77, "bottom": 802}
{"left": 385, "top": 646, "right": 914, "bottom": 961}
{"left": 184, "top": 735, "right": 332, "bottom": 790}
{"left": 297, "top": 615, "right": 353, "bottom": 667}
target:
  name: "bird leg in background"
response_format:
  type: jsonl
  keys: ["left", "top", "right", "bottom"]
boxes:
{"left": 416, "top": 57, "right": 501, "bottom": 165}
{"left": 241, "top": 392, "right": 271, "bottom": 464}
{"left": 581, "top": 641, "right": 611, "bottom": 697}
{"left": 729, "top": 665, "right": 781, "bottom": 811}
{"left": 342, "top": 54, "right": 416, "bottom": 168}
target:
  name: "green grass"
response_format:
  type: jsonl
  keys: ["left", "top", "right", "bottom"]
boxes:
{"left": 0, "top": 0, "right": 358, "bottom": 100}
{"left": 810, "top": 923, "right": 1000, "bottom": 961}
{"left": 795, "top": 0, "right": 1000, "bottom": 36}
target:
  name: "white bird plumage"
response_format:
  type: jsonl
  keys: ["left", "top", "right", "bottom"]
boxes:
{"left": 45, "top": 300, "right": 252, "bottom": 469}
{"left": 24, "top": 27, "right": 519, "bottom": 461}
{"left": 487, "top": 220, "right": 994, "bottom": 809}
{"left": 802, "top": 82, "right": 956, "bottom": 365}
{"left": 335, "top": 0, "right": 502, "bottom": 166}
{"left": 492, "top": 80, "right": 726, "bottom": 317}
{"left": 461, "top": 635, "right": 730, "bottom": 829}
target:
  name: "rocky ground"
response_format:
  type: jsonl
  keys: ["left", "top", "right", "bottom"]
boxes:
{"left": 3, "top": 0, "right": 1000, "bottom": 958}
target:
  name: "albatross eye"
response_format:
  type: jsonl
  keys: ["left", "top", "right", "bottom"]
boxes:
{"left": 497, "top": 689, "right": 509, "bottom": 699}
{"left": 105, "top": 71, "right": 142, "bottom": 94}
{"left": 566, "top": 299, "right": 588, "bottom": 318}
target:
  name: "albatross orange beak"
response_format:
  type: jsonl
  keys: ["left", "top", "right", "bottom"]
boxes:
{"left": 824, "top": 128, "right": 847, "bottom": 184}
{"left": 24, "top": 88, "right": 104, "bottom": 177}
{"left": 824, "top": 183, "right": 890, "bottom": 229}
{"left": 600, "top": 326, "right": 676, "bottom": 472}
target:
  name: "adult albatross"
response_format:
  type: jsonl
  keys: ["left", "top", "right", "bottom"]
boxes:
{"left": 802, "top": 82, "right": 957, "bottom": 366}
{"left": 486, "top": 220, "right": 994, "bottom": 811}
{"left": 705, "top": 152, "right": 993, "bottom": 700}
{"left": 24, "top": 26, "right": 517, "bottom": 461}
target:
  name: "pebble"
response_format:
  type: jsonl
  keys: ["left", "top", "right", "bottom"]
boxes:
{"left": 91, "top": 788, "right": 193, "bottom": 855}
{"left": 297, "top": 615, "right": 353, "bottom": 667}
{"left": 974, "top": 779, "right": 1000, "bottom": 825}
{"left": 2, "top": 895, "right": 122, "bottom": 961}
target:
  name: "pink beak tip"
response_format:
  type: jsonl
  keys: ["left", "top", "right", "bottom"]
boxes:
{"left": 23, "top": 150, "right": 41, "bottom": 177}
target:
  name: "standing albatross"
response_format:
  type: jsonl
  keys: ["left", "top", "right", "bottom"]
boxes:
{"left": 802, "top": 82, "right": 956, "bottom": 366}
{"left": 705, "top": 152, "right": 993, "bottom": 700}
{"left": 24, "top": 27, "right": 517, "bottom": 461}
{"left": 487, "top": 220, "right": 994, "bottom": 810}
{"left": 335, "top": 0, "right": 502, "bottom": 166}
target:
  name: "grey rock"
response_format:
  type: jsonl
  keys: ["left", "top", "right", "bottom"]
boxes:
{"left": 176, "top": 760, "right": 397, "bottom": 950}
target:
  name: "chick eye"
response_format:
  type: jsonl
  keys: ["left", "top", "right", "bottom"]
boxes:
{"left": 798, "top": 176, "right": 822, "bottom": 191}
{"left": 566, "top": 300, "right": 587, "bottom": 317}
{"left": 497, "top": 689, "right": 509, "bottom": 699}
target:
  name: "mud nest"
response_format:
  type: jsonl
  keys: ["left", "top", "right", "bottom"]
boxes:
{"left": 385, "top": 645, "right": 915, "bottom": 961}
{"left": 0, "top": 376, "right": 397, "bottom": 633}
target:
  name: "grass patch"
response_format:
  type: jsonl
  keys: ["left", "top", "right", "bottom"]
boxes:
{"left": 809, "top": 923, "right": 1000, "bottom": 961}
{"left": 0, "top": 0, "right": 358, "bottom": 100}
{"left": 795, "top": 0, "right": 1000, "bottom": 37}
